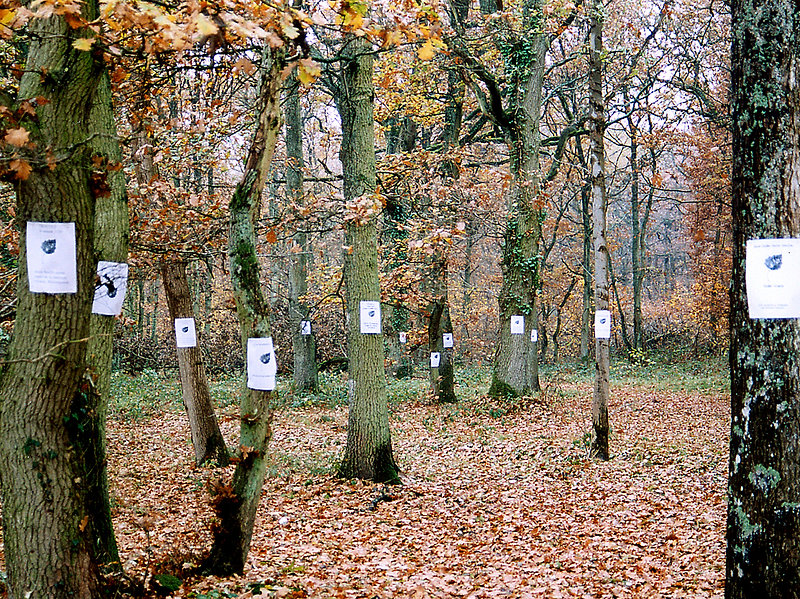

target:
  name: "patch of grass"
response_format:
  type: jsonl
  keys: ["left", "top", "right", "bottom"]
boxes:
{"left": 109, "top": 369, "right": 183, "bottom": 421}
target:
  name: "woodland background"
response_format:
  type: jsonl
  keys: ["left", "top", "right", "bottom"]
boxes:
{"left": 0, "top": 0, "right": 733, "bottom": 596}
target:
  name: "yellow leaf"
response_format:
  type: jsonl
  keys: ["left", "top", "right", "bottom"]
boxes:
{"left": 280, "top": 12, "right": 299, "bottom": 39}
{"left": 297, "top": 58, "right": 321, "bottom": 86}
{"left": 4, "top": 127, "right": 29, "bottom": 147}
{"left": 0, "top": 8, "right": 15, "bottom": 25}
{"left": 72, "top": 37, "right": 94, "bottom": 51}
{"left": 195, "top": 13, "right": 218, "bottom": 37}
{"left": 418, "top": 39, "right": 435, "bottom": 61}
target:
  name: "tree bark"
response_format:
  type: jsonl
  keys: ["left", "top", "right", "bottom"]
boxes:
{"left": 82, "top": 67, "right": 127, "bottom": 567}
{"left": 726, "top": 0, "right": 800, "bottom": 595}
{"left": 334, "top": 35, "right": 399, "bottom": 483}
{"left": 589, "top": 0, "right": 610, "bottom": 461}
{"left": 285, "top": 73, "right": 317, "bottom": 392}
{"left": 161, "top": 260, "right": 229, "bottom": 466}
{"left": 0, "top": 2, "right": 110, "bottom": 595}
{"left": 206, "top": 47, "right": 284, "bottom": 575}
{"left": 428, "top": 258, "right": 456, "bottom": 404}
{"left": 487, "top": 2, "right": 548, "bottom": 398}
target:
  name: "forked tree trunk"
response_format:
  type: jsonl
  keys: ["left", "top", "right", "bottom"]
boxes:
{"left": 589, "top": 0, "right": 610, "bottom": 461}
{"left": 0, "top": 2, "right": 111, "bottom": 595}
{"left": 161, "top": 260, "right": 229, "bottom": 466}
{"left": 334, "top": 35, "right": 399, "bottom": 483}
{"left": 285, "top": 72, "right": 317, "bottom": 392}
{"left": 726, "top": 0, "right": 800, "bottom": 594}
{"left": 206, "top": 47, "right": 284, "bottom": 575}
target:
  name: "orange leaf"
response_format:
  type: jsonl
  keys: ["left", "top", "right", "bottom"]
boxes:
{"left": 4, "top": 127, "right": 29, "bottom": 147}
{"left": 265, "top": 228, "right": 278, "bottom": 244}
{"left": 10, "top": 158, "right": 31, "bottom": 180}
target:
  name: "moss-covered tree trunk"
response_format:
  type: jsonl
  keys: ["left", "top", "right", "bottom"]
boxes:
{"left": 285, "top": 73, "right": 317, "bottom": 392}
{"left": 589, "top": 0, "right": 609, "bottom": 461}
{"left": 0, "top": 2, "right": 111, "bottom": 595}
{"left": 334, "top": 35, "right": 399, "bottom": 483}
{"left": 206, "top": 47, "right": 284, "bottom": 576}
{"left": 162, "top": 260, "right": 229, "bottom": 466}
{"left": 726, "top": 0, "right": 800, "bottom": 594}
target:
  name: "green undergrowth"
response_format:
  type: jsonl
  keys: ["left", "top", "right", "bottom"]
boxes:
{"left": 108, "top": 354, "right": 728, "bottom": 422}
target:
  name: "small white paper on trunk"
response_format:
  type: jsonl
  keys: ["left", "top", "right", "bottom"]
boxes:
{"left": 174, "top": 317, "right": 197, "bottom": 348}
{"left": 531, "top": 328, "right": 538, "bottom": 343}
{"left": 92, "top": 261, "right": 128, "bottom": 316}
{"left": 595, "top": 310, "right": 611, "bottom": 339}
{"left": 510, "top": 315, "right": 525, "bottom": 335}
{"left": 247, "top": 337, "right": 277, "bottom": 390}
{"left": 300, "top": 320, "right": 312, "bottom": 335}
{"left": 399, "top": 331, "right": 407, "bottom": 344}
{"left": 27, "top": 221, "right": 77, "bottom": 294}
{"left": 360, "top": 300, "right": 381, "bottom": 334}
{"left": 443, "top": 333, "right": 454, "bottom": 348}
{"left": 430, "top": 351, "right": 441, "bottom": 368}
{"left": 746, "top": 238, "right": 800, "bottom": 318}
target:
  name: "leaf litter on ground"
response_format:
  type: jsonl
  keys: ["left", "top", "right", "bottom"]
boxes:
{"left": 0, "top": 369, "right": 728, "bottom": 598}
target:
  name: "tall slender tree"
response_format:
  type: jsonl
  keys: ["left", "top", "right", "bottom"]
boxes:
{"left": 206, "top": 45, "right": 285, "bottom": 575}
{"left": 726, "top": 0, "right": 800, "bottom": 594}
{"left": 285, "top": 72, "right": 318, "bottom": 392}
{"left": 588, "top": 0, "right": 609, "bottom": 460}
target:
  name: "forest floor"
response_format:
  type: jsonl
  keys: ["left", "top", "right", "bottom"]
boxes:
{"left": 0, "top": 360, "right": 729, "bottom": 598}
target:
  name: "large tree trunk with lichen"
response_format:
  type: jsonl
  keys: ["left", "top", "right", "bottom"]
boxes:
{"left": 726, "top": 0, "right": 800, "bottom": 595}
{"left": 206, "top": 47, "right": 284, "bottom": 576}
{"left": 0, "top": 3, "right": 111, "bottom": 596}
{"left": 334, "top": 35, "right": 399, "bottom": 483}
{"left": 589, "top": 0, "right": 609, "bottom": 461}
{"left": 285, "top": 73, "right": 318, "bottom": 392}
{"left": 161, "top": 260, "right": 229, "bottom": 466}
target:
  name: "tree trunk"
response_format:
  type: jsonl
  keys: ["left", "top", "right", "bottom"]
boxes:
{"left": 488, "top": 7, "right": 548, "bottom": 398}
{"left": 206, "top": 47, "right": 284, "bottom": 576}
{"left": 285, "top": 73, "right": 317, "bottom": 392}
{"left": 428, "top": 258, "right": 456, "bottom": 403}
{"left": 334, "top": 35, "right": 399, "bottom": 483}
{"left": 589, "top": 0, "right": 610, "bottom": 461}
{"left": 630, "top": 127, "right": 643, "bottom": 351}
{"left": 161, "top": 260, "right": 229, "bottom": 466}
{"left": 82, "top": 67, "right": 127, "bottom": 567}
{"left": 0, "top": 2, "right": 110, "bottom": 595}
{"left": 726, "top": 0, "right": 800, "bottom": 595}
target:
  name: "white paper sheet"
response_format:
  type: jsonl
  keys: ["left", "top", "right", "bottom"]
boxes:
{"left": 360, "top": 300, "right": 381, "bottom": 334}
{"left": 510, "top": 315, "right": 524, "bottom": 335}
{"left": 443, "top": 333, "right": 454, "bottom": 348}
{"left": 300, "top": 320, "right": 312, "bottom": 335}
{"left": 27, "top": 222, "right": 77, "bottom": 294}
{"left": 531, "top": 328, "right": 538, "bottom": 343}
{"left": 595, "top": 310, "right": 611, "bottom": 339}
{"left": 746, "top": 238, "right": 800, "bottom": 318}
{"left": 92, "top": 261, "right": 128, "bottom": 316}
{"left": 174, "top": 317, "right": 197, "bottom": 348}
{"left": 247, "top": 337, "right": 277, "bottom": 390}
{"left": 430, "top": 351, "right": 441, "bottom": 368}
{"left": 399, "top": 331, "right": 407, "bottom": 344}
